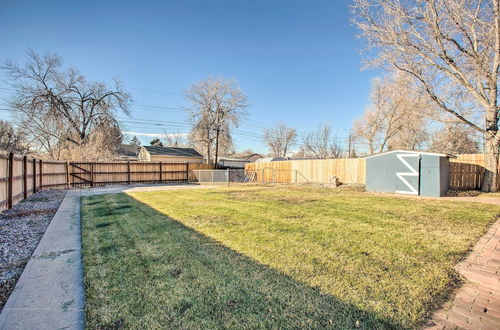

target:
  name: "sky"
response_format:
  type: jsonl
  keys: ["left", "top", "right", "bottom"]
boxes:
{"left": 0, "top": 0, "right": 380, "bottom": 154}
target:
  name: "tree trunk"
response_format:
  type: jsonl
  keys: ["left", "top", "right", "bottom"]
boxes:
{"left": 481, "top": 137, "right": 499, "bottom": 192}
{"left": 206, "top": 142, "right": 211, "bottom": 165}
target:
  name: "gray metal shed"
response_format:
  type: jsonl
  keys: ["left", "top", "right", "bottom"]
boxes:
{"left": 365, "top": 150, "right": 450, "bottom": 197}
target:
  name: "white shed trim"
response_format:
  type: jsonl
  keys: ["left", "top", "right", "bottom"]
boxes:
{"left": 364, "top": 149, "right": 450, "bottom": 159}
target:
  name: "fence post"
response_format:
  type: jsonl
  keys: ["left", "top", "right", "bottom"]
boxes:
{"left": 185, "top": 163, "right": 189, "bottom": 182}
{"left": 159, "top": 162, "right": 162, "bottom": 183}
{"left": 66, "top": 161, "right": 70, "bottom": 188}
{"left": 7, "top": 152, "right": 13, "bottom": 209}
{"left": 23, "top": 156, "right": 27, "bottom": 199}
{"left": 90, "top": 163, "right": 94, "bottom": 187}
{"left": 39, "top": 159, "right": 43, "bottom": 190}
{"left": 227, "top": 168, "right": 230, "bottom": 187}
{"left": 127, "top": 162, "right": 130, "bottom": 185}
{"left": 33, "top": 158, "right": 37, "bottom": 193}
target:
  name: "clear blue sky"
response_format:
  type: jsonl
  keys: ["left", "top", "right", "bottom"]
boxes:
{"left": 0, "top": 0, "right": 379, "bottom": 153}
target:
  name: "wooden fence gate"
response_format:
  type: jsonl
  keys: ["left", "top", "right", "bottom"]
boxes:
{"left": 69, "top": 162, "right": 191, "bottom": 187}
{"left": 70, "top": 163, "right": 93, "bottom": 187}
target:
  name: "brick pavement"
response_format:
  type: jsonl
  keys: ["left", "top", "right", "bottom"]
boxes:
{"left": 426, "top": 219, "right": 500, "bottom": 329}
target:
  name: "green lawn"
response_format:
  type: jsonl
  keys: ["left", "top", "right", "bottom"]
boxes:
{"left": 81, "top": 186, "right": 500, "bottom": 329}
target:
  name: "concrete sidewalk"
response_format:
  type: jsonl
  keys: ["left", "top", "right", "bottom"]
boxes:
{"left": 0, "top": 190, "right": 84, "bottom": 330}
{"left": 0, "top": 184, "right": 219, "bottom": 330}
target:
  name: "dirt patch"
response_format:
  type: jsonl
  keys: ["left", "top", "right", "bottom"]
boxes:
{"left": 0, "top": 189, "right": 66, "bottom": 311}
{"left": 446, "top": 189, "right": 482, "bottom": 197}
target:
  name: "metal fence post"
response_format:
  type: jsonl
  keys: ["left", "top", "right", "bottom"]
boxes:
{"left": 23, "top": 156, "right": 28, "bottom": 199}
{"left": 159, "top": 162, "right": 162, "bottom": 183}
{"left": 39, "top": 159, "right": 43, "bottom": 190}
{"left": 66, "top": 161, "right": 70, "bottom": 188}
{"left": 127, "top": 162, "right": 130, "bottom": 185}
{"left": 32, "top": 158, "right": 37, "bottom": 193}
{"left": 7, "top": 152, "right": 13, "bottom": 209}
{"left": 90, "top": 162, "right": 94, "bottom": 187}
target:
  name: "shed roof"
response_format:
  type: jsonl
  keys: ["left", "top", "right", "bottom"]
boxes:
{"left": 364, "top": 150, "right": 450, "bottom": 159}
{"left": 143, "top": 146, "right": 203, "bottom": 158}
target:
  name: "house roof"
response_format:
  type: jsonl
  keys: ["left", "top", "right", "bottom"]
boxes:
{"left": 364, "top": 149, "right": 451, "bottom": 159}
{"left": 219, "top": 153, "right": 262, "bottom": 161}
{"left": 255, "top": 156, "right": 287, "bottom": 163}
{"left": 235, "top": 153, "right": 262, "bottom": 160}
{"left": 143, "top": 146, "right": 203, "bottom": 158}
{"left": 117, "top": 144, "right": 140, "bottom": 157}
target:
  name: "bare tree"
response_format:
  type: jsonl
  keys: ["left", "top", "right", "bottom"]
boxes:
{"left": 2, "top": 50, "right": 131, "bottom": 160}
{"left": 300, "top": 125, "right": 343, "bottom": 158}
{"left": 430, "top": 124, "right": 480, "bottom": 154}
{"left": 185, "top": 77, "right": 248, "bottom": 165}
{"left": 353, "top": 72, "right": 430, "bottom": 154}
{"left": 129, "top": 136, "right": 141, "bottom": 147}
{"left": 58, "top": 120, "right": 123, "bottom": 161}
{"left": 162, "top": 132, "right": 188, "bottom": 147}
{"left": 150, "top": 138, "right": 163, "bottom": 147}
{"left": 264, "top": 122, "right": 297, "bottom": 157}
{"left": 353, "top": 0, "right": 500, "bottom": 191}
{"left": 0, "top": 120, "right": 30, "bottom": 154}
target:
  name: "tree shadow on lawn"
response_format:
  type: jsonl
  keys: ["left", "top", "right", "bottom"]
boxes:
{"left": 82, "top": 194, "right": 405, "bottom": 329}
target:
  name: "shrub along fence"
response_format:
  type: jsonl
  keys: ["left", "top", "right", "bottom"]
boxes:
{"left": 0, "top": 150, "right": 213, "bottom": 212}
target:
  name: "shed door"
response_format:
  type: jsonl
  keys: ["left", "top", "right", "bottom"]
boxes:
{"left": 395, "top": 153, "right": 420, "bottom": 195}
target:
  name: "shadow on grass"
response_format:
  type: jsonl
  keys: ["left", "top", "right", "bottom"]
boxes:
{"left": 82, "top": 193, "right": 404, "bottom": 329}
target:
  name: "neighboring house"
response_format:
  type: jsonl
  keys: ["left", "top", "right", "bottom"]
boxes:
{"left": 138, "top": 146, "right": 204, "bottom": 163}
{"left": 218, "top": 153, "right": 263, "bottom": 168}
{"left": 115, "top": 144, "right": 140, "bottom": 161}
{"left": 255, "top": 156, "right": 287, "bottom": 163}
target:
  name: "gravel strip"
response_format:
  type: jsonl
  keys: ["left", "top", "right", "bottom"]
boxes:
{"left": 0, "top": 189, "right": 66, "bottom": 311}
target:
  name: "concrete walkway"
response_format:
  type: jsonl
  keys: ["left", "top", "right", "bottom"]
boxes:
{"left": 426, "top": 219, "right": 500, "bottom": 329}
{"left": 0, "top": 190, "right": 84, "bottom": 330}
{"left": 0, "top": 183, "right": 218, "bottom": 330}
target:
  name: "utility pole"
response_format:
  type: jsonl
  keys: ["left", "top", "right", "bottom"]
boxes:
{"left": 213, "top": 105, "right": 225, "bottom": 169}
{"left": 214, "top": 126, "right": 221, "bottom": 168}
{"left": 348, "top": 132, "right": 352, "bottom": 158}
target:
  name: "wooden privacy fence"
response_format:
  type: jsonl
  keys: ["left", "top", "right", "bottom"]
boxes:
{"left": 246, "top": 154, "right": 499, "bottom": 190}
{"left": 246, "top": 158, "right": 366, "bottom": 184}
{"left": 69, "top": 162, "right": 213, "bottom": 187}
{"left": 449, "top": 154, "right": 500, "bottom": 190}
{"left": 0, "top": 150, "right": 214, "bottom": 212}
{"left": 0, "top": 151, "right": 67, "bottom": 212}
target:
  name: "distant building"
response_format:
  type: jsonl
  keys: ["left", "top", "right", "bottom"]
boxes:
{"left": 255, "top": 156, "right": 287, "bottom": 163}
{"left": 115, "top": 144, "right": 140, "bottom": 161}
{"left": 218, "top": 153, "right": 263, "bottom": 168}
{"left": 138, "top": 146, "right": 204, "bottom": 163}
